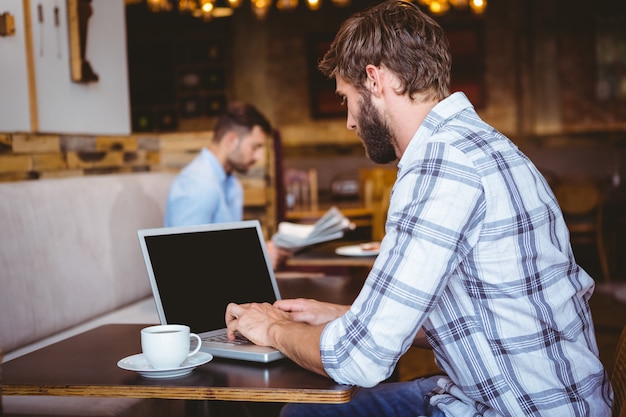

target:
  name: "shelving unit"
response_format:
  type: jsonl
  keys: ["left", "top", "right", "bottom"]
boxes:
{"left": 126, "top": 5, "right": 232, "bottom": 132}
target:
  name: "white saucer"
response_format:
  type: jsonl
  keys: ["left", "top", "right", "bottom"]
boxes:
{"left": 117, "top": 352, "right": 213, "bottom": 379}
{"left": 335, "top": 243, "right": 380, "bottom": 257}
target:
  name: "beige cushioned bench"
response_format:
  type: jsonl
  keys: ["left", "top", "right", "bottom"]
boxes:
{"left": 0, "top": 172, "right": 184, "bottom": 416}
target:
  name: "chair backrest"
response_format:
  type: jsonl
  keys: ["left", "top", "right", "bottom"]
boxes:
{"left": 552, "top": 179, "right": 611, "bottom": 282}
{"left": 272, "top": 129, "right": 287, "bottom": 225}
{"left": 359, "top": 167, "right": 397, "bottom": 241}
{"left": 553, "top": 180, "right": 602, "bottom": 216}
{"left": 613, "top": 325, "right": 626, "bottom": 417}
{"left": 284, "top": 168, "right": 319, "bottom": 212}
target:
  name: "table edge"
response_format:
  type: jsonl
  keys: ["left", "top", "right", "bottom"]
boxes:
{"left": 2, "top": 384, "right": 359, "bottom": 404}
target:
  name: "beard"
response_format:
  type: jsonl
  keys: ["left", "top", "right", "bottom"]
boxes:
{"left": 357, "top": 91, "right": 398, "bottom": 164}
{"left": 230, "top": 162, "right": 250, "bottom": 175}
{"left": 227, "top": 145, "right": 253, "bottom": 175}
{"left": 228, "top": 156, "right": 252, "bottom": 175}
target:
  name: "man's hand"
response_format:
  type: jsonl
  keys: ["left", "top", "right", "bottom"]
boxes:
{"left": 225, "top": 300, "right": 332, "bottom": 377}
{"left": 266, "top": 240, "right": 293, "bottom": 270}
{"left": 274, "top": 298, "right": 349, "bottom": 325}
{"left": 225, "top": 302, "right": 290, "bottom": 347}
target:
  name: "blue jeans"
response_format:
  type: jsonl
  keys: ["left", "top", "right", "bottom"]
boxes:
{"left": 279, "top": 375, "right": 446, "bottom": 417}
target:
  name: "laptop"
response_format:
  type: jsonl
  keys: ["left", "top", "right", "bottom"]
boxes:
{"left": 137, "top": 220, "right": 285, "bottom": 363}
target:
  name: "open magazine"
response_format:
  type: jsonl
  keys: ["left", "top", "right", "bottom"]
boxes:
{"left": 272, "top": 206, "right": 354, "bottom": 251}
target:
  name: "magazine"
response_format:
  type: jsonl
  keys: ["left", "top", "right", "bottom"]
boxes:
{"left": 272, "top": 206, "right": 354, "bottom": 251}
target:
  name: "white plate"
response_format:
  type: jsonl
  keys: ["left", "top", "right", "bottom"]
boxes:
{"left": 117, "top": 352, "right": 213, "bottom": 379}
{"left": 335, "top": 243, "right": 380, "bottom": 257}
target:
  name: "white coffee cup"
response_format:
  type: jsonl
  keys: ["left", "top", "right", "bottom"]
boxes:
{"left": 141, "top": 324, "right": 202, "bottom": 370}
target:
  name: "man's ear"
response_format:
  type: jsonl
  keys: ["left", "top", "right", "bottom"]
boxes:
{"left": 365, "top": 64, "right": 382, "bottom": 97}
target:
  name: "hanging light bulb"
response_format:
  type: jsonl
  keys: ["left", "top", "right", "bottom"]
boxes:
{"left": 276, "top": 0, "right": 298, "bottom": 10}
{"left": 142, "top": 0, "right": 484, "bottom": 21}
{"left": 449, "top": 0, "right": 468, "bottom": 9}
{"left": 251, "top": 0, "right": 272, "bottom": 20}
{"left": 200, "top": 0, "right": 214, "bottom": 13}
{"left": 469, "top": 0, "right": 486, "bottom": 14}
{"left": 177, "top": 0, "right": 198, "bottom": 14}
{"left": 415, "top": 0, "right": 485, "bottom": 15}
{"left": 146, "top": 0, "right": 172, "bottom": 12}
{"left": 306, "top": 0, "right": 321, "bottom": 11}
{"left": 429, "top": 0, "right": 449, "bottom": 15}
{"left": 212, "top": 0, "right": 235, "bottom": 17}
{"left": 190, "top": 0, "right": 211, "bottom": 18}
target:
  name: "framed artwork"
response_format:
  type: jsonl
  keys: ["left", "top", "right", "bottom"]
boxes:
{"left": 67, "top": 0, "right": 99, "bottom": 83}
{"left": 307, "top": 35, "right": 346, "bottom": 119}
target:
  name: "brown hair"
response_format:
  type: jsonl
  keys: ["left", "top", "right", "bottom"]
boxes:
{"left": 213, "top": 102, "right": 272, "bottom": 142}
{"left": 318, "top": 0, "right": 451, "bottom": 102}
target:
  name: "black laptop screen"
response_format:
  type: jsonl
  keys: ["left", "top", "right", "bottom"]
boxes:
{"left": 143, "top": 225, "right": 278, "bottom": 334}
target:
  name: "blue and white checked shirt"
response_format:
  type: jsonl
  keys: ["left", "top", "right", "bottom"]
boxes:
{"left": 164, "top": 148, "right": 243, "bottom": 227}
{"left": 320, "top": 93, "right": 613, "bottom": 416}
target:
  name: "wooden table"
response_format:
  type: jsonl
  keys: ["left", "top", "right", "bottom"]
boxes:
{"left": 2, "top": 323, "right": 358, "bottom": 417}
{"left": 285, "top": 240, "right": 378, "bottom": 269}
{"left": 278, "top": 273, "right": 365, "bottom": 305}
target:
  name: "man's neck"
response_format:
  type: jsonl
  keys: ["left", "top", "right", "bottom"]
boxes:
{"left": 388, "top": 95, "right": 439, "bottom": 158}
{"left": 206, "top": 143, "right": 231, "bottom": 175}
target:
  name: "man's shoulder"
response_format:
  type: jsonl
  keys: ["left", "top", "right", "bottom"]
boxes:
{"left": 175, "top": 151, "right": 215, "bottom": 177}
{"left": 171, "top": 161, "right": 218, "bottom": 193}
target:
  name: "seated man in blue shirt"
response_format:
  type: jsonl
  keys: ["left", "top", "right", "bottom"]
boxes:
{"left": 224, "top": 2, "right": 613, "bottom": 416}
{"left": 165, "top": 101, "right": 289, "bottom": 268}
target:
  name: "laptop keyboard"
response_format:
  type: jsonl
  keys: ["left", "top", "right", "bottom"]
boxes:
{"left": 202, "top": 333, "right": 251, "bottom": 345}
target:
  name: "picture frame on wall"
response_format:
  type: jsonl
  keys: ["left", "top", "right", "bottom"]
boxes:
{"left": 307, "top": 35, "right": 346, "bottom": 119}
{"left": 67, "top": 0, "right": 99, "bottom": 83}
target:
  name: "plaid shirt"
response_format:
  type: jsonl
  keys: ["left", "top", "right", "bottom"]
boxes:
{"left": 321, "top": 93, "right": 613, "bottom": 416}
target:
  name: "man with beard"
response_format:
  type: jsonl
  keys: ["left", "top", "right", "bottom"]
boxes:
{"left": 165, "top": 101, "right": 289, "bottom": 268}
{"left": 225, "top": 1, "right": 613, "bottom": 416}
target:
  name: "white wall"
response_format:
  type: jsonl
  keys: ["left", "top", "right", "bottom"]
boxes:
{"left": 0, "top": 0, "right": 32, "bottom": 132}
{"left": 0, "top": 0, "right": 130, "bottom": 135}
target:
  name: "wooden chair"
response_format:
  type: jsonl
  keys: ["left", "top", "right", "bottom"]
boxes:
{"left": 359, "top": 167, "right": 397, "bottom": 241}
{"left": 284, "top": 168, "right": 319, "bottom": 212}
{"left": 272, "top": 129, "right": 287, "bottom": 225}
{"left": 612, "top": 325, "right": 626, "bottom": 417}
{"left": 552, "top": 179, "right": 611, "bottom": 282}
{"left": 240, "top": 129, "right": 278, "bottom": 238}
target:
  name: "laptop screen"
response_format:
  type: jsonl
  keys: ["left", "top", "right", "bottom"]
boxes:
{"left": 140, "top": 221, "right": 280, "bottom": 334}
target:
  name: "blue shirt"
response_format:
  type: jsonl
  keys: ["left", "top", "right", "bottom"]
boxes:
{"left": 320, "top": 93, "right": 613, "bottom": 416}
{"left": 164, "top": 148, "right": 243, "bottom": 227}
